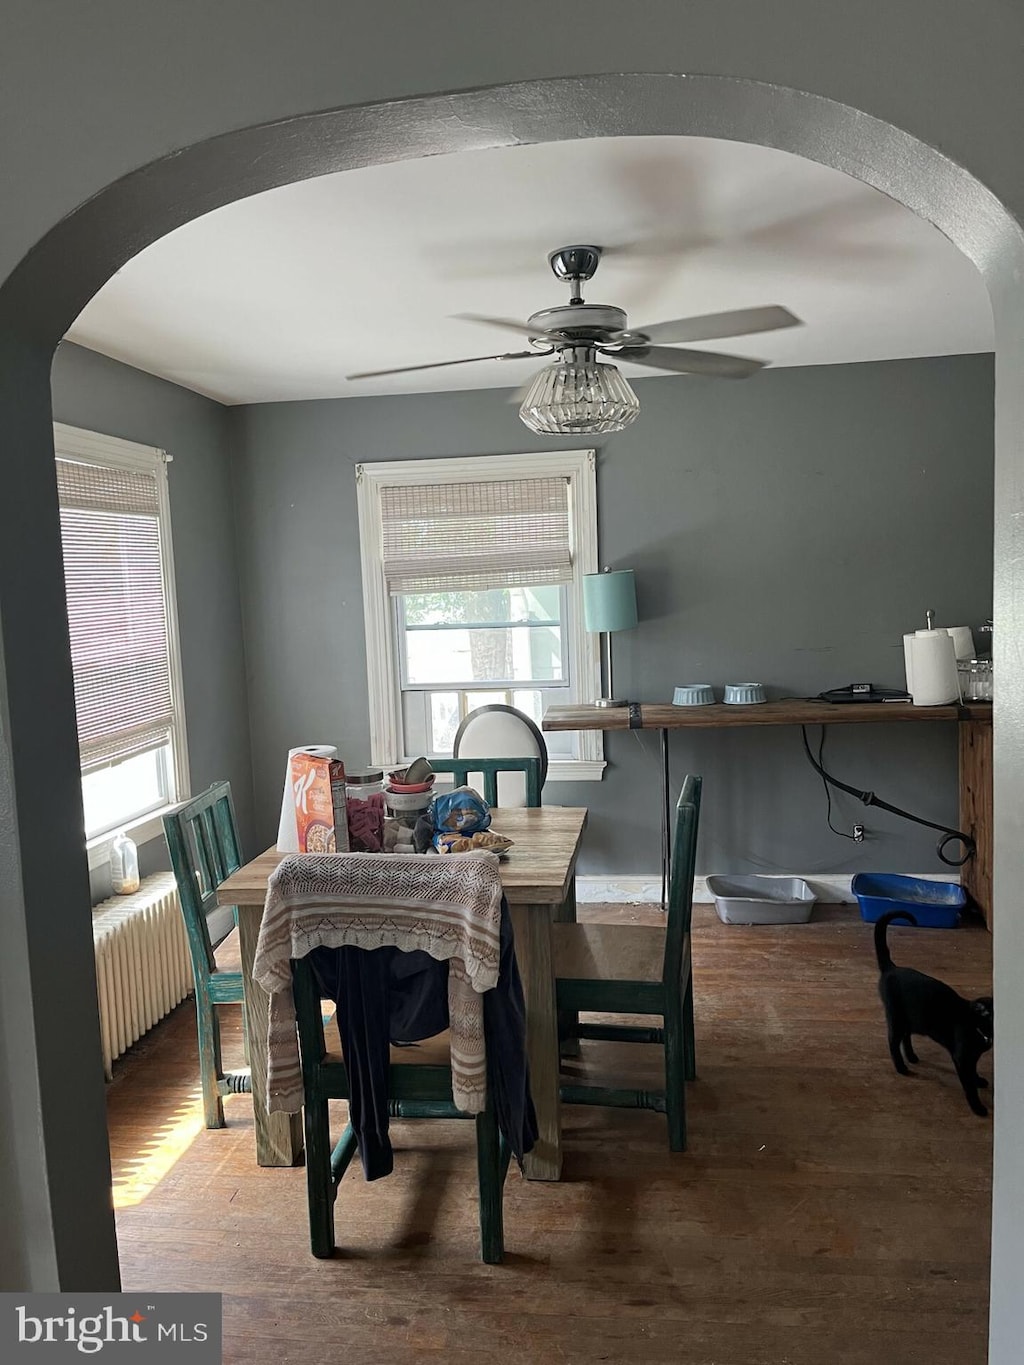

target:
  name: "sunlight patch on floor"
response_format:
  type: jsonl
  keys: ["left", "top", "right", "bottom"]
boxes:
{"left": 111, "top": 1091, "right": 206, "bottom": 1209}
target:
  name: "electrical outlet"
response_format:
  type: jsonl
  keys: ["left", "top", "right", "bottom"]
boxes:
{"left": 853, "top": 823, "right": 865, "bottom": 843}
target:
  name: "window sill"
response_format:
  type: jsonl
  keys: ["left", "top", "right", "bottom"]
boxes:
{"left": 545, "top": 759, "right": 605, "bottom": 783}
{"left": 422, "top": 758, "right": 606, "bottom": 789}
{"left": 86, "top": 803, "right": 178, "bottom": 872}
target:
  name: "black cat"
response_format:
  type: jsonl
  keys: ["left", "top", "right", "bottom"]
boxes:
{"left": 875, "top": 910, "right": 993, "bottom": 1116}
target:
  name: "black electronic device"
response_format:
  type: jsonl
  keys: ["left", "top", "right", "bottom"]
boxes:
{"left": 817, "top": 683, "right": 911, "bottom": 704}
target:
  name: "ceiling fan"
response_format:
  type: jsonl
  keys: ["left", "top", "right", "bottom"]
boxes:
{"left": 347, "top": 244, "right": 803, "bottom": 434}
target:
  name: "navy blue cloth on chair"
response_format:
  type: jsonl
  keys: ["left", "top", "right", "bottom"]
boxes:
{"left": 308, "top": 894, "right": 537, "bottom": 1181}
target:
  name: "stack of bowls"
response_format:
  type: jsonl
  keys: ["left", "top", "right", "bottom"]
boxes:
{"left": 385, "top": 759, "right": 435, "bottom": 828}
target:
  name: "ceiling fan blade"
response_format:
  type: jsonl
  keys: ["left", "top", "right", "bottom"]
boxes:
{"left": 346, "top": 350, "right": 545, "bottom": 380}
{"left": 619, "top": 305, "right": 801, "bottom": 346}
{"left": 452, "top": 313, "right": 567, "bottom": 345}
{"left": 614, "top": 345, "right": 765, "bottom": 379}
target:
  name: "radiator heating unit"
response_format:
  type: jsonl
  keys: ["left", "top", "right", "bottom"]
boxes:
{"left": 91, "top": 872, "right": 194, "bottom": 1079}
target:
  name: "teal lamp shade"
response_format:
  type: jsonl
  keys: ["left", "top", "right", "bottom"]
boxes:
{"left": 583, "top": 569, "right": 638, "bottom": 633}
{"left": 583, "top": 568, "right": 637, "bottom": 707}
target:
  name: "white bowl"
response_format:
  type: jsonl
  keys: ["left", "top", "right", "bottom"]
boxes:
{"left": 673, "top": 684, "right": 715, "bottom": 706}
{"left": 723, "top": 683, "right": 766, "bottom": 705}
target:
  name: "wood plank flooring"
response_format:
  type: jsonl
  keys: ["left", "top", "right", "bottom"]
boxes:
{"left": 106, "top": 904, "right": 992, "bottom": 1365}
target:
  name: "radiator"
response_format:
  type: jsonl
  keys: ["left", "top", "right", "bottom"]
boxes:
{"left": 91, "top": 872, "right": 195, "bottom": 1079}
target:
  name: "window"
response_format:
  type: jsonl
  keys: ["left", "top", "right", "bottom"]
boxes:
{"left": 357, "top": 449, "right": 603, "bottom": 780}
{"left": 53, "top": 423, "right": 189, "bottom": 857}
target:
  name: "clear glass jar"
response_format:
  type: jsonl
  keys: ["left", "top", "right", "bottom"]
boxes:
{"left": 959, "top": 658, "right": 993, "bottom": 701}
{"left": 345, "top": 767, "right": 384, "bottom": 801}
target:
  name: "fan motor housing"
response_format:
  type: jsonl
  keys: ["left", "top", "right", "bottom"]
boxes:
{"left": 527, "top": 304, "right": 627, "bottom": 342}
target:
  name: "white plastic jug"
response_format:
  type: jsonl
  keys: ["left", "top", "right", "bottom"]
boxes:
{"left": 109, "top": 830, "right": 140, "bottom": 895}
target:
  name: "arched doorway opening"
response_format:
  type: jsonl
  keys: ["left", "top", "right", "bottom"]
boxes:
{"left": 2, "top": 76, "right": 1020, "bottom": 1347}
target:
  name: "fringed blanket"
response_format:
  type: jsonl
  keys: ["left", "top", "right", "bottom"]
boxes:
{"left": 252, "top": 851, "right": 504, "bottom": 1114}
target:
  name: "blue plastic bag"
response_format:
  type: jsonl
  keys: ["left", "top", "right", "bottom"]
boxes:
{"left": 430, "top": 786, "right": 491, "bottom": 851}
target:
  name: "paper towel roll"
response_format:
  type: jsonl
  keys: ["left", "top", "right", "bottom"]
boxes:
{"left": 905, "top": 631, "right": 960, "bottom": 705}
{"left": 903, "top": 632, "right": 916, "bottom": 695}
{"left": 276, "top": 745, "right": 338, "bottom": 852}
{"left": 904, "top": 628, "right": 947, "bottom": 695}
{"left": 946, "top": 625, "right": 975, "bottom": 662}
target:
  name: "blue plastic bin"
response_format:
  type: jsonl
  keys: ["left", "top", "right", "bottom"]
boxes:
{"left": 851, "top": 872, "right": 965, "bottom": 928}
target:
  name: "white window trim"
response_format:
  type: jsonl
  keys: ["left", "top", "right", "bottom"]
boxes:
{"left": 52, "top": 422, "right": 191, "bottom": 866}
{"left": 356, "top": 448, "right": 605, "bottom": 781}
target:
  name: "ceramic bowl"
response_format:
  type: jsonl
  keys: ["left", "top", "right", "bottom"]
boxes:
{"left": 723, "top": 682, "right": 767, "bottom": 705}
{"left": 384, "top": 787, "right": 434, "bottom": 810}
{"left": 673, "top": 684, "right": 715, "bottom": 706}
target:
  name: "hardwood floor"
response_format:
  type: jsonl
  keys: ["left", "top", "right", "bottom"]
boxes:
{"left": 107, "top": 904, "right": 993, "bottom": 1364}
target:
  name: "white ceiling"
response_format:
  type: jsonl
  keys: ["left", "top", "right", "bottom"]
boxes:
{"left": 65, "top": 136, "right": 993, "bottom": 406}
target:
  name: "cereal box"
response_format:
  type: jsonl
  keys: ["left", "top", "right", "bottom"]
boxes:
{"left": 289, "top": 752, "right": 338, "bottom": 853}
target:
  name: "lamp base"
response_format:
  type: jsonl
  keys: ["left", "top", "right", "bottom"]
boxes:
{"left": 595, "top": 697, "right": 629, "bottom": 708}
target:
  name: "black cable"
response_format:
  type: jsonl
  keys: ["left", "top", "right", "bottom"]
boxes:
{"left": 800, "top": 724, "right": 975, "bottom": 867}
{"left": 815, "top": 727, "right": 857, "bottom": 842}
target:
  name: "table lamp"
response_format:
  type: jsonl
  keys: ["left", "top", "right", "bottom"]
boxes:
{"left": 583, "top": 567, "right": 638, "bottom": 707}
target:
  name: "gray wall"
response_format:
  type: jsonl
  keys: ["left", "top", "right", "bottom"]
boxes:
{"left": 232, "top": 353, "right": 993, "bottom": 879}
{"left": 50, "top": 343, "right": 255, "bottom": 897}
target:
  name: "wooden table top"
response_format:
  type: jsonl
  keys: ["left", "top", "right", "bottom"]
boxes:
{"left": 218, "top": 805, "right": 588, "bottom": 910}
{"left": 542, "top": 699, "right": 993, "bottom": 731}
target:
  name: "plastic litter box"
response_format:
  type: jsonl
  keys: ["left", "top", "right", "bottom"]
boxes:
{"left": 851, "top": 872, "right": 965, "bottom": 928}
{"left": 707, "top": 875, "right": 817, "bottom": 925}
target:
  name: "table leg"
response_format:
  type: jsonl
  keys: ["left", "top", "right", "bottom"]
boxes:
{"left": 958, "top": 719, "right": 993, "bottom": 929}
{"left": 237, "top": 905, "right": 304, "bottom": 1166}
{"left": 661, "top": 728, "right": 672, "bottom": 911}
{"left": 509, "top": 901, "right": 562, "bottom": 1181}
{"left": 554, "top": 882, "right": 580, "bottom": 1059}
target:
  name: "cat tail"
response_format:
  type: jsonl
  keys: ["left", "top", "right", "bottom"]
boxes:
{"left": 874, "top": 910, "right": 919, "bottom": 971}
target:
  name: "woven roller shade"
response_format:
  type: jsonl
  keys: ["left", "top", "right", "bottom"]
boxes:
{"left": 57, "top": 458, "right": 174, "bottom": 773}
{"left": 380, "top": 477, "right": 572, "bottom": 594}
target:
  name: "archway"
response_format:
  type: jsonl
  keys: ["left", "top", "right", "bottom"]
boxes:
{"left": 1, "top": 75, "right": 1019, "bottom": 1350}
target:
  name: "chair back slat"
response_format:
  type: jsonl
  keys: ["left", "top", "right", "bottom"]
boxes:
{"left": 163, "top": 782, "right": 242, "bottom": 979}
{"left": 429, "top": 756, "right": 542, "bottom": 808}
{"left": 663, "top": 774, "right": 702, "bottom": 988}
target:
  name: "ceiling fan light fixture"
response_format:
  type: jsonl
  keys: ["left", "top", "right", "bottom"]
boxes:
{"left": 518, "top": 354, "right": 640, "bottom": 435}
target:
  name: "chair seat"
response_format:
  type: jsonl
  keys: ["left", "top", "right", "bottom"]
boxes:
{"left": 552, "top": 922, "right": 672, "bottom": 984}
{"left": 212, "top": 924, "right": 243, "bottom": 973}
{"left": 323, "top": 1029, "right": 452, "bottom": 1069}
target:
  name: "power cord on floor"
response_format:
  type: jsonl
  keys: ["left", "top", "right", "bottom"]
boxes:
{"left": 800, "top": 724, "right": 975, "bottom": 867}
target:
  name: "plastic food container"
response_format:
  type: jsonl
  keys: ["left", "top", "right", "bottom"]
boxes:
{"left": 851, "top": 872, "right": 965, "bottom": 928}
{"left": 707, "top": 874, "right": 817, "bottom": 924}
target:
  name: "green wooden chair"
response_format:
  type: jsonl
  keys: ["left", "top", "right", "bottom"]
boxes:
{"left": 291, "top": 954, "right": 510, "bottom": 1263}
{"left": 163, "top": 782, "right": 251, "bottom": 1129}
{"left": 427, "top": 755, "right": 543, "bottom": 808}
{"left": 552, "top": 774, "right": 702, "bottom": 1151}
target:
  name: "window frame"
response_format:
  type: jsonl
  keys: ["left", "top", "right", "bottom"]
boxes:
{"left": 395, "top": 585, "right": 571, "bottom": 692}
{"left": 356, "top": 449, "right": 605, "bottom": 781}
{"left": 52, "top": 422, "right": 191, "bottom": 866}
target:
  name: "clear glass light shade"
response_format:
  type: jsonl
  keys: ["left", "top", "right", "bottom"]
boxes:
{"left": 519, "top": 359, "right": 640, "bottom": 435}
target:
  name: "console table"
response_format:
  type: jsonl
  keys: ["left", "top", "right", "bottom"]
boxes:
{"left": 542, "top": 700, "right": 993, "bottom": 927}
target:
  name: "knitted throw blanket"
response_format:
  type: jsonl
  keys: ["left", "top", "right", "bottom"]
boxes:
{"left": 252, "top": 851, "right": 504, "bottom": 1115}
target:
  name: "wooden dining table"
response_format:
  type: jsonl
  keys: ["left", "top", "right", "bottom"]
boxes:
{"left": 217, "top": 804, "right": 588, "bottom": 1181}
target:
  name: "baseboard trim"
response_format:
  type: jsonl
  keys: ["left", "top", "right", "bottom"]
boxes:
{"left": 575, "top": 872, "right": 961, "bottom": 906}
